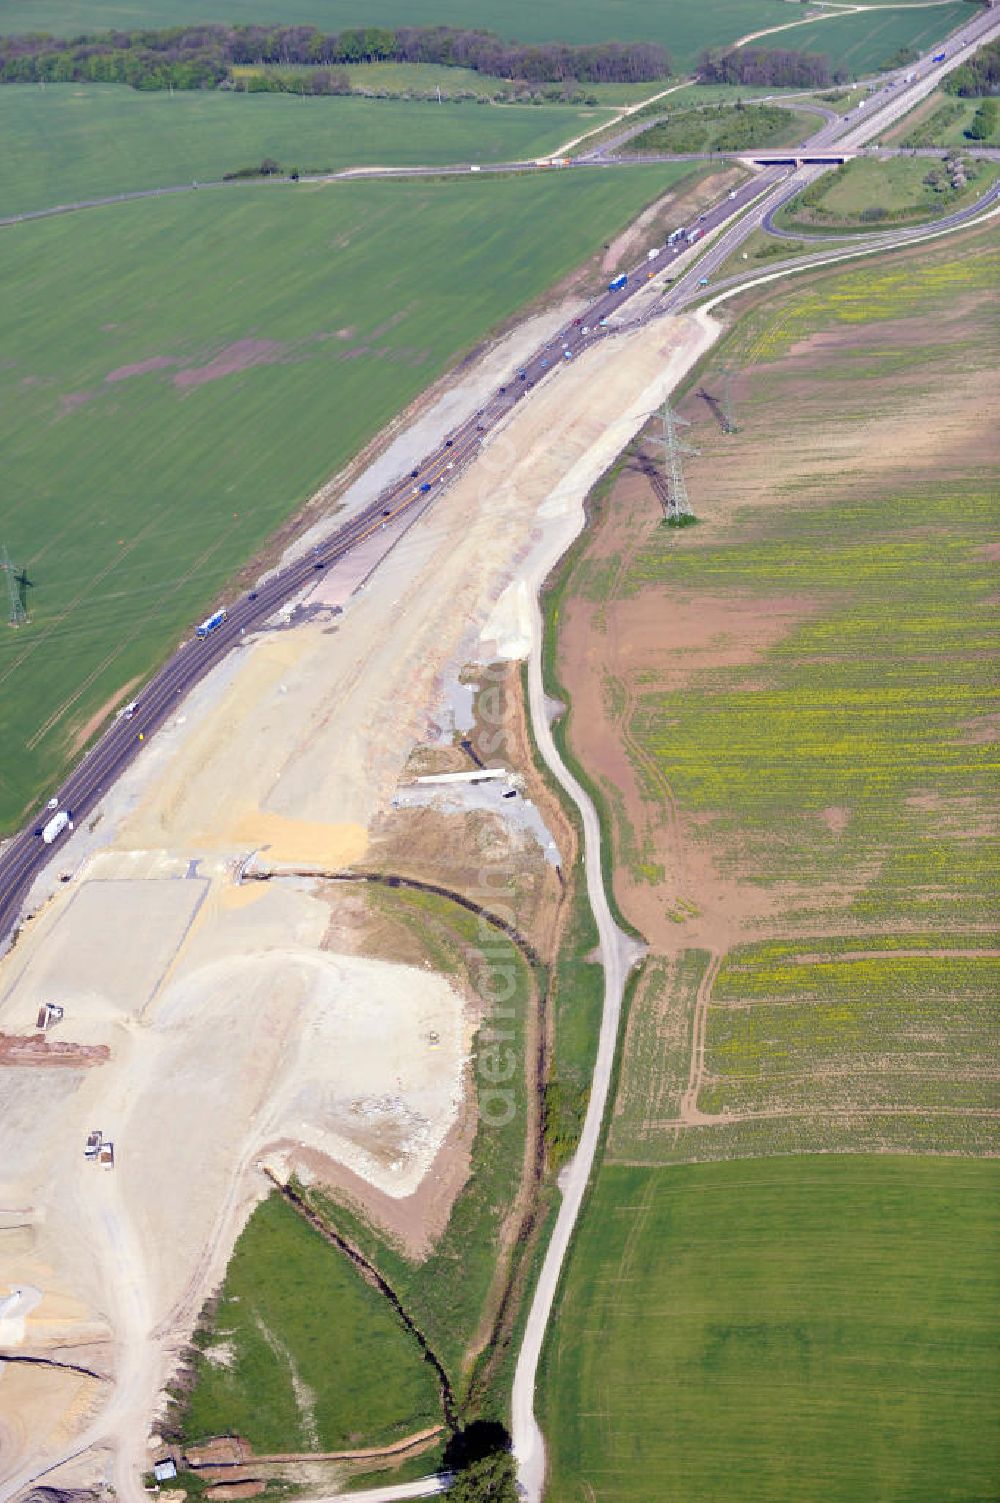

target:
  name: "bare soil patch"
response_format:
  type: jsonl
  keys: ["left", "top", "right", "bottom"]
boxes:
{"left": 820, "top": 806, "right": 851, "bottom": 836}
{"left": 673, "top": 292, "right": 998, "bottom": 540}
{"left": 57, "top": 390, "right": 97, "bottom": 417}
{"left": 173, "top": 339, "right": 289, "bottom": 389}
{"left": 184, "top": 1438, "right": 248, "bottom": 1468}
{"left": 961, "top": 711, "right": 1000, "bottom": 745}
{"left": 557, "top": 465, "right": 815, "bottom": 952}
{"left": 105, "top": 356, "right": 175, "bottom": 384}
{"left": 68, "top": 676, "right": 142, "bottom": 757}
{"left": 281, "top": 1073, "right": 477, "bottom": 1261}
{"left": 360, "top": 662, "right": 572, "bottom": 961}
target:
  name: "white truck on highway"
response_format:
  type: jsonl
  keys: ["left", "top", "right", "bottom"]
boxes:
{"left": 41, "top": 810, "right": 72, "bottom": 844}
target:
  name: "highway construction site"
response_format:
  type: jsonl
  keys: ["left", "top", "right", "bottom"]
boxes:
{"left": 1, "top": 15, "right": 997, "bottom": 1496}
{"left": 0, "top": 281, "right": 715, "bottom": 1499}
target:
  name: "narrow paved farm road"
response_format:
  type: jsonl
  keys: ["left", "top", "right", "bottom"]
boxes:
{"left": 320, "top": 1479, "right": 448, "bottom": 1502}
{"left": 512, "top": 583, "right": 645, "bottom": 1502}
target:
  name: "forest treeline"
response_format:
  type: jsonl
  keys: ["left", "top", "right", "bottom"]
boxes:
{"left": 943, "top": 38, "right": 1000, "bottom": 98}
{"left": 698, "top": 46, "right": 842, "bottom": 89}
{"left": 0, "top": 24, "right": 671, "bottom": 89}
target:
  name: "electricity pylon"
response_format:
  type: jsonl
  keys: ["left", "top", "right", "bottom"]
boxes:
{"left": 1, "top": 543, "right": 28, "bottom": 627}
{"left": 648, "top": 402, "right": 700, "bottom": 523}
{"left": 720, "top": 366, "right": 739, "bottom": 434}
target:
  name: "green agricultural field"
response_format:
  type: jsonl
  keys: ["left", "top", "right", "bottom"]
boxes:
{"left": 0, "top": 1, "right": 794, "bottom": 70}
{"left": 0, "top": 85, "right": 615, "bottom": 218}
{"left": 752, "top": 4, "right": 974, "bottom": 77}
{"left": 0, "top": 0, "right": 968, "bottom": 72}
{"left": 609, "top": 952, "right": 708, "bottom": 1157}
{"left": 624, "top": 255, "right": 999, "bottom": 935}
{"left": 542, "top": 1156, "right": 1000, "bottom": 1503}
{"left": 627, "top": 470, "right": 997, "bottom": 923}
{"left": 0, "top": 161, "right": 687, "bottom": 831}
{"left": 704, "top": 948, "right": 1000, "bottom": 1114}
{"left": 662, "top": 82, "right": 819, "bottom": 107}
{"left": 611, "top": 945, "right": 1000, "bottom": 1166}
{"left": 179, "top": 1192, "right": 441, "bottom": 1450}
{"left": 778, "top": 155, "right": 999, "bottom": 232}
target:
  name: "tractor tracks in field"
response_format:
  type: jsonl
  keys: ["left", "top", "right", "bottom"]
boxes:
{"left": 680, "top": 949, "right": 723, "bottom": 1126}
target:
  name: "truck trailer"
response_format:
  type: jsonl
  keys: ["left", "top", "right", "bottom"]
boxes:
{"left": 197, "top": 608, "right": 227, "bottom": 638}
{"left": 42, "top": 810, "right": 72, "bottom": 845}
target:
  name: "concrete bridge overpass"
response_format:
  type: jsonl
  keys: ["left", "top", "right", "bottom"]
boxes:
{"left": 744, "top": 151, "right": 855, "bottom": 166}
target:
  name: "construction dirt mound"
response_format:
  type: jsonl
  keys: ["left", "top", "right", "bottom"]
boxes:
{"left": 0, "top": 1034, "right": 109, "bottom": 1068}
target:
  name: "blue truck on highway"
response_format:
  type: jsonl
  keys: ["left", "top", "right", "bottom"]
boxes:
{"left": 608, "top": 273, "right": 628, "bottom": 292}
{"left": 197, "top": 607, "right": 226, "bottom": 638}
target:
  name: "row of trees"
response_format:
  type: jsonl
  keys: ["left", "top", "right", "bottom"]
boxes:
{"left": 698, "top": 46, "right": 841, "bottom": 89}
{"left": 943, "top": 38, "right": 1000, "bottom": 99}
{"left": 0, "top": 23, "right": 671, "bottom": 90}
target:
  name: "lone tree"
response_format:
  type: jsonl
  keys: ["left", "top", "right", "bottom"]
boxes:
{"left": 966, "top": 98, "right": 997, "bottom": 142}
{"left": 444, "top": 1421, "right": 518, "bottom": 1503}
{"left": 450, "top": 1451, "right": 518, "bottom": 1502}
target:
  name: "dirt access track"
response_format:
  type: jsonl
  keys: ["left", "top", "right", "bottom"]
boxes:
{"left": 0, "top": 297, "right": 717, "bottom": 1503}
